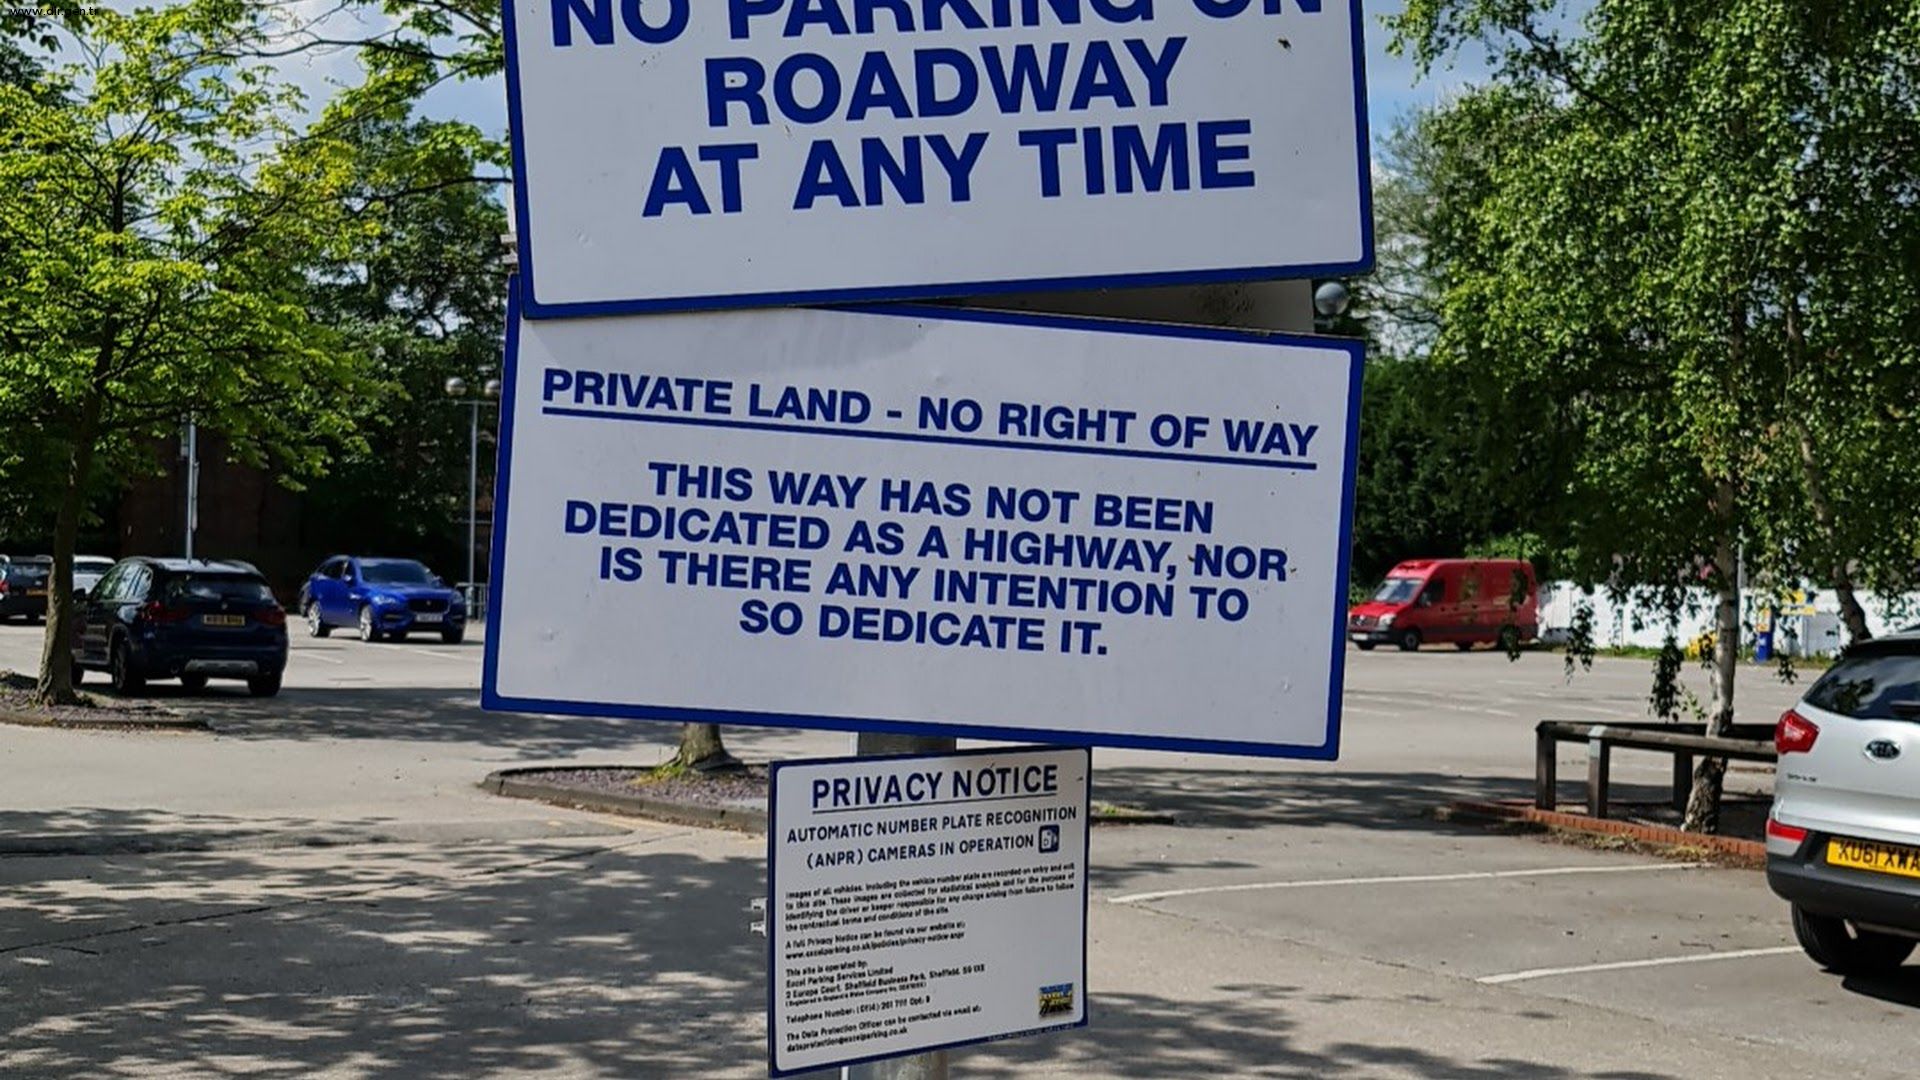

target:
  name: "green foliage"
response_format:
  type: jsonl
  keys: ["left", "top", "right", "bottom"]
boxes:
{"left": 1389, "top": 0, "right": 1920, "bottom": 602}
{"left": 1390, "top": 0, "right": 1920, "bottom": 827}
{"left": 1347, "top": 121, "right": 1567, "bottom": 587}
{"left": 0, "top": 0, "right": 378, "bottom": 699}
{"left": 295, "top": 106, "right": 508, "bottom": 570}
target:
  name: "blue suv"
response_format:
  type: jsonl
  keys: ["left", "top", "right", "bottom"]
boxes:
{"left": 299, "top": 556, "right": 468, "bottom": 644}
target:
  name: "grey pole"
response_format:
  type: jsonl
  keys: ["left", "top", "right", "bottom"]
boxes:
{"left": 467, "top": 400, "right": 479, "bottom": 610}
{"left": 183, "top": 421, "right": 198, "bottom": 559}
{"left": 845, "top": 729, "right": 955, "bottom": 1080}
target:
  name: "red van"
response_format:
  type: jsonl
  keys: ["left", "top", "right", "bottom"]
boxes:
{"left": 1348, "top": 559, "right": 1539, "bottom": 652}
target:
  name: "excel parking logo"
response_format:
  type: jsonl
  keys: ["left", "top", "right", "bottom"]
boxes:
{"left": 1038, "top": 982, "right": 1075, "bottom": 1018}
{"left": 1037, "top": 824, "right": 1060, "bottom": 853}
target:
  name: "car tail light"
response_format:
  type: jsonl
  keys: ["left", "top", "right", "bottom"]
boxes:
{"left": 255, "top": 606, "right": 286, "bottom": 627}
{"left": 0, "top": 578, "right": 8, "bottom": 595}
{"left": 1766, "top": 817, "right": 1809, "bottom": 845}
{"left": 141, "top": 601, "right": 190, "bottom": 624}
{"left": 1775, "top": 708, "right": 1820, "bottom": 755}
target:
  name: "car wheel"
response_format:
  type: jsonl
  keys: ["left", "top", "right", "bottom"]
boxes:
{"left": 1792, "top": 905, "right": 1917, "bottom": 975}
{"left": 109, "top": 638, "right": 145, "bottom": 695}
{"left": 305, "top": 600, "right": 330, "bottom": 638}
{"left": 179, "top": 673, "right": 209, "bottom": 693}
{"left": 246, "top": 672, "right": 282, "bottom": 698}
{"left": 70, "top": 658, "right": 84, "bottom": 687}
{"left": 1454, "top": 641, "right": 1474, "bottom": 652}
{"left": 358, "top": 606, "right": 381, "bottom": 643}
{"left": 1355, "top": 641, "right": 1376, "bottom": 652}
{"left": 1396, "top": 628, "right": 1422, "bottom": 652}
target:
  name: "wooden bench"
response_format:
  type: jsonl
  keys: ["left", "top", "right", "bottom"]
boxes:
{"left": 1535, "top": 720, "right": 1776, "bottom": 818}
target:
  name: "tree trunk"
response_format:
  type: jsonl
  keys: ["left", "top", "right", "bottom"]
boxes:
{"left": 37, "top": 387, "right": 104, "bottom": 707}
{"left": 1682, "top": 486, "right": 1739, "bottom": 833}
{"left": 1834, "top": 584, "right": 1872, "bottom": 646}
{"left": 673, "top": 722, "right": 737, "bottom": 771}
{"left": 1791, "top": 420, "right": 1872, "bottom": 645}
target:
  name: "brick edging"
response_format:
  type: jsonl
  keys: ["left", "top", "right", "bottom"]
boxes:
{"left": 480, "top": 768, "right": 768, "bottom": 835}
{"left": 1448, "top": 799, "right": 1766, "bottom": 863}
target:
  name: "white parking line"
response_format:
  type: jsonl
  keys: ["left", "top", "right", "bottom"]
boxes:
{"left": 1476, "top": 945, "right": 1801, "bottom": 985}
{"left": 298, "top": 651, "right": 345, "bottom": 665}
{"left": 388, "top": 645, "right": 478, "bottom": 662}
{"left": 1107, "top": 862, "right": 1708, "bottom": 905}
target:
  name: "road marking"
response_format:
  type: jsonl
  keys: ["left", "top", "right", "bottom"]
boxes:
{"left": 1107, "top": 862, "right": 1708, "bottom": 905}
{"left": 298, "top": 651, "right": 345, "bottom": 665}
{"left": 1476, "top": 945, "right": 1801, "bottom": 984}
{"left": 387, "top": 644, "right": 479, "bottom": 662}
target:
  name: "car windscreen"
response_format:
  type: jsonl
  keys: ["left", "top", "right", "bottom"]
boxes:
{"left": 74, "top": 559, "right": 114, "bottom": 572}
{"left": 7, "top": 564, "right": 49, "bottom": 584}
{"left": 359, "top": 560, "right": 435, "bottom": 586}
{"left": 164, "top": 575, "right": 275, "bottom": 605}
{"left": 1804, "top": 649, "right": 1920, "bottom": 721}
{"left": 1372, "top": 578, "right": 1421, "bottom": 604}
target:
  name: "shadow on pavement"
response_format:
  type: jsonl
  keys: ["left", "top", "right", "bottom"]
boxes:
{"left": 165, "top": 682, "right": 838, "bottom": 762}
{"left": 2, "top": 835, "right": 1703, "bottom": 1080}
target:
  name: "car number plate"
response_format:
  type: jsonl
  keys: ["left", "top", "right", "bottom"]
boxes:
{"left": 1826, "top": 837, "right": 1920, "bottom": 880}
{"left": 26, "top": 588, "right": 46, "bottom": 597}
{"left": 202, "top": 614, "right": 246, "bottom": 627}
{"left": 414, "top": 613, "right": 442, "bottom": 624}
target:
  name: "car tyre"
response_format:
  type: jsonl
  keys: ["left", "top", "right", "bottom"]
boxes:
{"left": 441, "top": 626, "right": 465, "bottom": 645}
{"left": 1396, "top": 628, "right": 1422, "bottom": 652}
{"left": 1454, "top": 641, "right": 1474, "bottom": 652}
{"left": 1355, "top": 641, "right": 1376, "bottom": 652}
{"left": 70, "top": 659, "right": 84, "bottom": 687}
{"left": 246, "top": 672, "right": 282, "bottom": 698}
{"left": 179, "top": 673, "right": 209, "bottom": 693}
{"left": 109, "top": 638, "right": 145, "bottom": 695}
{"left": 1791, "top": 905, "right": 1917, "bottom": 975}
{"left": 305, "top": 600, "right": 330, "bottom": 638}
{"left": 358, "top": 606, "right": 381, "bottom": 643}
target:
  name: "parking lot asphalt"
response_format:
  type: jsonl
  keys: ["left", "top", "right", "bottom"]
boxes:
{"left": 3, "top": 623, "right": 1907, "bottom": 1079}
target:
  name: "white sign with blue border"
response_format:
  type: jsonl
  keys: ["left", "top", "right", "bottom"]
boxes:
{"left": 504, "top": 0, "right": 1373, "bottom": 317}
{"left": 766, "top": 745, "right": 1091, "bottom": 1076}
{"left": 482, "top": 299, "right": 1358, "bottom": 758}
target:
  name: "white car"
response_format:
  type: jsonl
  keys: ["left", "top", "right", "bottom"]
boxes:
{"left": 1767, "top": 631, "right": 1920, "bottom": 974}
{"left": 73, "top": 556, "right": 116, "bottom": 598}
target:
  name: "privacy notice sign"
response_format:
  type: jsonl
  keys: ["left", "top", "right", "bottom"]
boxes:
{"left": 482, "top": 301, "right": 1359, "bottom": 757}
{"left": 503, "top": 0, "right": 1372, "bottom": 316}
{"left": 766, "top": 746, "right": 1090, "bottom": 1075}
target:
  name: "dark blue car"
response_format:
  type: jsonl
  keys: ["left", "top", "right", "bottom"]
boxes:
{"left": 72, "top": 558, "right": 289, "bottom": 696}
{"left": 299, "top": 556, "right": 467, "bottom": 644}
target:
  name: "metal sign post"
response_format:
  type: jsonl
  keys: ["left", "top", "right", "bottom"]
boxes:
{"left": 848, "top": 730, "right": 955, "bottom": 1080}
{"left": 491, "top": 0, "right": 1370, "bottom": 1072}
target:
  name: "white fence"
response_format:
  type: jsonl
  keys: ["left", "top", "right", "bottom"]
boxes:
{"left": 1537, "top": 583, "right": 1920, "bottom": 657}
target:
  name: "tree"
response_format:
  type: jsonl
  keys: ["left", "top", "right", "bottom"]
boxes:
{"left": 0, "top": 0, "right": 372, "bottom": 704}
{"left": 1346, "top": 121, "right": 1570, "bottom": 588}
{"left": 295, "top": 107, "right": 509, "bottom": 578}
{"left": 1390, "top": 0, "right": 1920, "bottom": 830}
{"left": 284, "top": 1, "right": 742, "bottom": 770}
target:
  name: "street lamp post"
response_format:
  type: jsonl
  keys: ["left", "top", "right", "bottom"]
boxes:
{"left": 445, "top": 376, "right": 502, "bottom": 613}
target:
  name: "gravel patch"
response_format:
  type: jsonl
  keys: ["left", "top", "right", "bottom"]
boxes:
{"left": 532, "top": 766, "right": 770, "bottom": 810}
{"left": 0, "top": 671, "right": 199, "bottom": 730}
